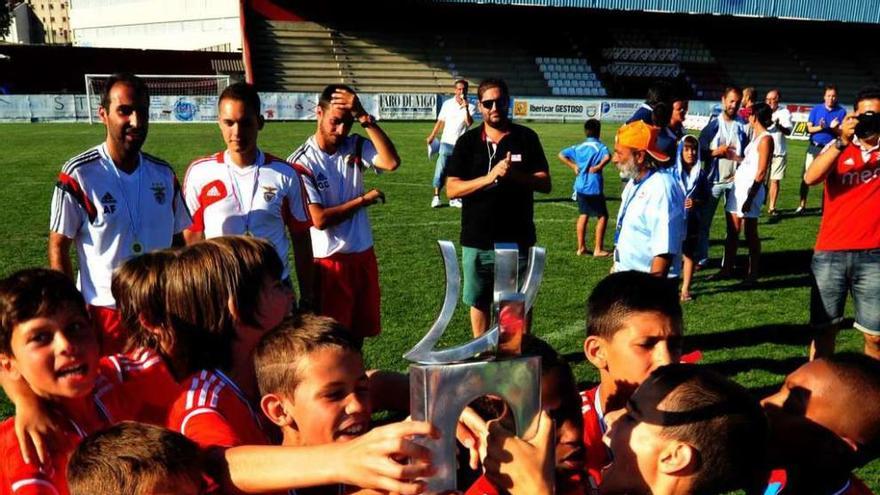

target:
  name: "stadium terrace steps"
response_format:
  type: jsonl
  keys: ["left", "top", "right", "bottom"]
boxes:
{"left": 248, "top": 18, "right": 551, "bottom": 95}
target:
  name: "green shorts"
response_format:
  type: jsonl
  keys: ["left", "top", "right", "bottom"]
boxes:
{"left": 462, "top": 246, "right": 528, "bottom": 308}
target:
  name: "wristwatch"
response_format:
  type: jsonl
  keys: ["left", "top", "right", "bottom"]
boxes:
{"left": 358, "top": 113, "right": 377, "bottom": 127}
{"left": 834, "top": 138, "right": 848, "bottom": 151}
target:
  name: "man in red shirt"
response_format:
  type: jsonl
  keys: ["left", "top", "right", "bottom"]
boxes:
{"left": 804, "top": 86, "right": 880, "bottom": 360}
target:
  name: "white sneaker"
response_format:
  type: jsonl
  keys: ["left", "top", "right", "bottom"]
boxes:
{"left": 431, "top": 196, "right": 441, "bottom": 208}
{"left": 571, "top": 192, "right": 577, "bottom": 201}
{"left": 449, "top": 198, "right": 462, "bottom": 208}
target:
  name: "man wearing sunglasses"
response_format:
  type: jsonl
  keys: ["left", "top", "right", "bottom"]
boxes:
{"left": 445, "top": 78, "right": 552, "bottom": 336}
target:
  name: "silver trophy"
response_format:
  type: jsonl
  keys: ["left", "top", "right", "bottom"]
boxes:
{"left": 404, "top": 241, "right": 546, "bottom": 494}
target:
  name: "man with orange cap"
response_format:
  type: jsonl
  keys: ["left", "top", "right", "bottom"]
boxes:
{"left": 612, "top": 120, "right": 685, "bottom": 279}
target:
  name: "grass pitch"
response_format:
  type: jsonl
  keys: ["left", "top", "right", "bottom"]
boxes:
{"left": 1, "top": 120, "right": 876, "bottom": 487}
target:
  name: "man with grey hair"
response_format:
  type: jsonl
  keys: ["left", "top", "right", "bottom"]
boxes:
{"left": 765, "top": 89, "right": 792, "bottom": 216}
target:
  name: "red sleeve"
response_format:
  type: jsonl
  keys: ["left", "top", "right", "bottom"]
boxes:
{"left": 0, "top": 420, "right": 67, "bottom": 495}
{"left": 178, "top": 409, "right": 242, "bottom": 449}
{"left": 103, "top": 350, "right": 181, "bottom": 425}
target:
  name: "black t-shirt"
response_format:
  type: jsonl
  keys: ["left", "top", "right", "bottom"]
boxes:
{"left": 446, "top": 123, "right": 550, "bottom": 250}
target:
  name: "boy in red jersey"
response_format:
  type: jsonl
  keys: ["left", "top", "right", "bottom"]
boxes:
{"left": 0, "top": 269, "right": 180, "bottom": 495}
{"left": 762, "top": 353, "right": 880, "bottom": 495}
{"left": 580, "top": 271, "right": 684, "bottom": 486}
{"left": 254, "top": 314, "right": 435, "bottom": 495}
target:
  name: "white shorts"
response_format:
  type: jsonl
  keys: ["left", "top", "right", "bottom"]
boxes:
{"left": 726, "top": 182, "right": 766, "bottom": 219}
{"left": 769, "top": 155, "right": 787, "bottom": 181}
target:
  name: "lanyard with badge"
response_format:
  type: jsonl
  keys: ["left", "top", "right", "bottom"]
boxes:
{"left": 226, "top": 152, "right": 262, "bottom": 237}
{"left": 109, "top": 153, "right": 145, "bottom": 255}
{"left": 614, "top": 170, "right": 655, "bottom": 245}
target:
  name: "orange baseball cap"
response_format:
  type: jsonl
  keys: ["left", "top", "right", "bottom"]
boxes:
{"left": 615, "top": 120, "right": 670, "bottom": 162}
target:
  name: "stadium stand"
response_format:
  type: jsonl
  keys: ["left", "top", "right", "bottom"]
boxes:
{"left": 242, "top": 1, "right": 879, "bottom": 102}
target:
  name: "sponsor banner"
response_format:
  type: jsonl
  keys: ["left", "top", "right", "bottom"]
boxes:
{"left": 600, "top": 100, "right": 642, "bottom": 121}
{"left": 150, "top": 95, "right": 219, "bottom": 123}
{"left": 512, "top": 97, "right": 601, "bottom": 121}
{"left": 0, "top": 95, "right": 31, "bottom": 122}
{"left": 377, "top": 93, "right": 436, "bottom": 120}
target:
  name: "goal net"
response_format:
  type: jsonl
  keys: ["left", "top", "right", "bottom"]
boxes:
{"left": 84, "top": 74, "right": 231, "bottom": 124}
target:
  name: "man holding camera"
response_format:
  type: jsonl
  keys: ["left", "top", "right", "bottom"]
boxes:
{"left": 804, "top": 86, "right": 880, "bottom": 361}
{"left": 445, "top": 78, "right": 551, "bottom": 336}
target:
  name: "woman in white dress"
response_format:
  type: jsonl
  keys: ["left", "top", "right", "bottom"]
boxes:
{"left": 718, "top": 102, "right": 775, "bottom": 283}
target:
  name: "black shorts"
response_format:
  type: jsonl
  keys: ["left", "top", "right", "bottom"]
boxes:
{"left": 576, "top": 194, "right": 608, "bottom": 217}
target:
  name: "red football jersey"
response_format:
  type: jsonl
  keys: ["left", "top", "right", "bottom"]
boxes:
{"left": 0, "top": 349, "right": 179, "bottom": 495}
{"left": 580, "top": 386, "right": 609, "bottom": 487}
{"left": 816, "top": 143, "right": 880, "bottom": 251}
{"left": 169, "top": 369, "right": 273, "bottom": 448}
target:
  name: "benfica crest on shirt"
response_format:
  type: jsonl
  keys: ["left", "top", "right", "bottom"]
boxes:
{"left": 262, "top": 185, "right": 277, "bottom": 202}
{"left": 151, "top": 183, "right": 167, "bottom": 204}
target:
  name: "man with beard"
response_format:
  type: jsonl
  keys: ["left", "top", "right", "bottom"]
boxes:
{"left": 49, "top": 72, "right": 191, "bottom": 354}
{"left": 445, "top": 78, "right": 551, "bottom": 336}
{"left": 696, "top": 86, "right": 748, "bottom": 269}
{"left": 612, "top": 120, "right": 684, "bottom": 279}
{"left": 288, "top": 84, "right": 400, "bottom": 343}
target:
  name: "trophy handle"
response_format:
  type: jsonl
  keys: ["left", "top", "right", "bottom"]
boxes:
{"left": 521, "top": 246, "right": 546, "bottom": 313}
{"left": 403, "top": 241, "right": 462, "bottom": 363}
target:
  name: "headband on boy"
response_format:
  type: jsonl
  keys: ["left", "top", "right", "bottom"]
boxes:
{"left": 626, "top": 364, "right": 759, "bottom": 427}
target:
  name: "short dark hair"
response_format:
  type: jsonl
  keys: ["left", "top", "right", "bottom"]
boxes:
{"left": 855, "top": 86, "right": 880, "bottom": 110}
{"left": 318, "top": 84, "right": 357, "bottom": 111}
{"left": 823, "top": 353, "right": 880, "bottom": 453}
{"left": 522, "top": 334, "right": 581, "bottom": 425}
{"left": 219, "top": 82, "right": 262, "bottom": 116}
{"left": 586, "top": 271, "right": 682, "bottom": 339}
{"left": 0, "top": 268, "right": 88, "bottom": 355}
{"left": 824, "top": 84, "right": 838, "bottom": 94}
{"left": 722, "top": 86, "right": 742, "bottom": 98}
{"left": 647, "top": 364, "right": 768, "bottom": 494}
{"left": 584, "top": 118, "right": 601, "bottom": 137}
{"left": 767, "top": 88, "right": 781, "bottom": 99}
{"left": 254, "top": 314, "right": 361, "bottom": 399}
{"left": 477, "top": 78, "right": 509, "bottom": 101}
{"left": 454, "top": 79, "right": 469, "bottom": 90}
{"left": 100, "top": 72, "right": 148, "bottom": 110}
{"left": 67, "top": 422, "right": 205, "bottom": 495}
{"left": 751, "top": 102, "right": 774, "bottom": 128}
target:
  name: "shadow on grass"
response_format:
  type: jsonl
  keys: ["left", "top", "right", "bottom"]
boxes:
{"left": 688, "top": 323, "right": 814, "bottom": 350}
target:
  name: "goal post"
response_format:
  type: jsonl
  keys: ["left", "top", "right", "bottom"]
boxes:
{"left": 84, "top": 74, "right": 231, "bottom": 124}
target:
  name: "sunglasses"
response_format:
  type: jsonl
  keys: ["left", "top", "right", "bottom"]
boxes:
{"left": 481, "top": 98, "right": 507, "bottom": 110}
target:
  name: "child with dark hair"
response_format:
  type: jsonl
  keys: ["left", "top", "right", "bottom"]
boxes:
{"left": 558, "top": 119, "right": 612, "bottom": 257}
{"left": 674, "top": 136, "right": 708, "bottom": 301}
{"left": 762, "top": 353, "right": 880, "bottom": 494}
{"left": 600, "top": 364, "right": 769, "bottom": 495}
{"left": 720, "top": 102, "right": 775, "bottom": 283}
{"left": 581, "top": 271, "right": 684, "bottom": 486}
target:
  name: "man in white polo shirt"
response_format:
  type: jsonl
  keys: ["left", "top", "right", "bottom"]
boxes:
{"left": 182, "top": 82, "right": 312, "bottom": 305}
{"left": 765, "top": 88, "right": 792, "bottom": 216}
{"left": 426, "top": 79, "right": 474, "bottom": 208}
{"left": 613, "top": 120, "right": 685, "bottom": 279}
{"left": 49, "top": 73, "right": 191, "bottom": 353}
{"left": 288, "top": 84, "right": 401, "bottom": 342}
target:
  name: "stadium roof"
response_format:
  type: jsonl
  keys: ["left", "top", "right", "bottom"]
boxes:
{"left": 427, "top": 0, "right": 880, "bottom": 24}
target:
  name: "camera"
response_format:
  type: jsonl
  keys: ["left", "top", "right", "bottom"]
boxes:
{"left": 855, "top": 111, "right": 880, "bottom": 139}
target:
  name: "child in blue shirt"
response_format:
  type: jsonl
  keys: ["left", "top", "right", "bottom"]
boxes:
{"left": 558, "top": 119, "right": 612, "bottom": 257}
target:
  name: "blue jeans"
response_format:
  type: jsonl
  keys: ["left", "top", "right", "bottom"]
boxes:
{"left": 695, "top": 181, "right": 733, "bottom": 264}
{"left": 432, "top": 143, "right": 455, "bottom": 189}
{"left": 810, "top": 249, "right": 880, "bottom": 335}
